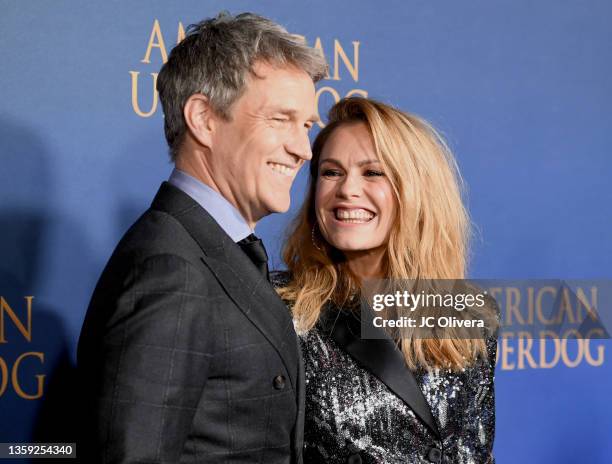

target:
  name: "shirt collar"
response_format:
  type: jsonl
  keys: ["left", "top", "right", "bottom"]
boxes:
{"left": 168, "top": 168, "right": 252, "bottom": 242}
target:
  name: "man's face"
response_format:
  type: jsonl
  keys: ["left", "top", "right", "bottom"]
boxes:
{"left": 209, "top": 62, "right": 317, "bottom": 227}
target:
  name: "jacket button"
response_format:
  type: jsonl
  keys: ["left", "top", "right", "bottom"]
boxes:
{"left": 427, "top": 447, "right": 442, "bottom": 463}
{"left": 346, "top": 453, "right": 362, "bottom": 464}
{"left": 273, "top": 375, "right": 286, "bottom": 390}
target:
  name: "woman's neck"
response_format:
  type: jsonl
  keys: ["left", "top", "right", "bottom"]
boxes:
{"left": 344, "top": 247, "right": 386, "bottom": 282}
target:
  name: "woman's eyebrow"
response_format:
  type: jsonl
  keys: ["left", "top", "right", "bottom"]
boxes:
{"left": 357, "top": 159, "right": 380, "bottom": 166}
{"left": 319, "top": 158, "right": 380, "bottom": 167}
{"left": 319, "top": 158, "right": 343, "bottom": 167}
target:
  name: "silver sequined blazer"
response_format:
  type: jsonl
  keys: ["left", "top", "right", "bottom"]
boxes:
{"left": 273, "top": 273, "right": 497, "bottom": 464}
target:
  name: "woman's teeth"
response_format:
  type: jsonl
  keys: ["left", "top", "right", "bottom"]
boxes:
{"left": 268, "top": 162, "right": 294, "bottom": 177}
{"left": 334, "top": 208, "right": 375, "bottom": 223}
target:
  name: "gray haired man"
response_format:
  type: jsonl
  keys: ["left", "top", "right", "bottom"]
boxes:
{"left": 78, "top": 12, "right": 326, "bottom": 463}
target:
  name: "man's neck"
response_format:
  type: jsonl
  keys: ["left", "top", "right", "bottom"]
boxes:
{"left": 175, "top": 153, "right": 258, "bottom": 230}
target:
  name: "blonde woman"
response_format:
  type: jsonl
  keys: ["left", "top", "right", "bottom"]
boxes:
{"left": 275, "top": 97, "right": 498, "bottom": 464}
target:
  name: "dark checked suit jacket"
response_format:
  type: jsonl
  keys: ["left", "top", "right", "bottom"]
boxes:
{"left": 77, "top": 182, "right": 305, "bottom": 463}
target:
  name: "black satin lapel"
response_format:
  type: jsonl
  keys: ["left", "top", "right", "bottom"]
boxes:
{"left": 293, "top": 334, "right": 306, "bottom": 461}
{"left": 322, "top": 309, "right": 441, "bottom": 438}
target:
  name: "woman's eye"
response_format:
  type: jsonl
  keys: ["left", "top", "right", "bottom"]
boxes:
{"left": 321, "top": 169, "right": 341, "bottom": 177}
{"left": 365, "top": 170, "right": 385, "bottom": 177}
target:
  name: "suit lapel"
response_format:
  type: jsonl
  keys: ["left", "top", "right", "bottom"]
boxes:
{"left": 320, "top": 305, "right": 441, "bottom": 438}
{"left": 198, "top": 252, "right": 299, "bottom": 391}
{"left": 150, "top": 182, "right": 299, "bottom": 391}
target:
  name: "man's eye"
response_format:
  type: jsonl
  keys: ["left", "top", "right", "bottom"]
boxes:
{"left": 272, "top": 117, "right": 289, "bottom": 123}
{"left": 365, "top": 170, "right": 385, "bottom": 177}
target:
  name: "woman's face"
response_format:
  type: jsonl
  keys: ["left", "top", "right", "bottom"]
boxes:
{"left": 315, "top": 122, "right": 397, "bottom": 256}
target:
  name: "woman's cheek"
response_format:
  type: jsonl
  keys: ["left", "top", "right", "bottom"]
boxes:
{"left": 314, "top": 185, "right": 329, "bottom": 231}
{"left": 372, "top": 185, "right": 392, "bottom": 212}
{"left": 372, "top": 183, "right": 397, "bottom": 233}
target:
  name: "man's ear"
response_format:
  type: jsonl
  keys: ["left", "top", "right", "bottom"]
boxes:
{"left": 183, "top": 94, "right": 217, "bottom": 148}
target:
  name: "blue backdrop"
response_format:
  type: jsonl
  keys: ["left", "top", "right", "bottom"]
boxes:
{"left": 1, "top": 1, "right": 610, "bottom": 462}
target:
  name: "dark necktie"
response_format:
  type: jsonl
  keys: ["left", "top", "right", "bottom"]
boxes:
{"left": 237, "top": 233, "right": 269, "bottom": 281}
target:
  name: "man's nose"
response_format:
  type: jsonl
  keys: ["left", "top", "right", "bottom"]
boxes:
{"left": 285, "top": 127, "right": 313, "bottom": 161}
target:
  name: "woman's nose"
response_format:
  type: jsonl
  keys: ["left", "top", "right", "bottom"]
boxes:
{"left": 336, "top": 172, "right": 362, "bottom": 198}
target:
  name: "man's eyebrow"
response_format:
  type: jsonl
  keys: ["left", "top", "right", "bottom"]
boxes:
{"left": 269, "top": 108, "right": 320, "bottom": 123}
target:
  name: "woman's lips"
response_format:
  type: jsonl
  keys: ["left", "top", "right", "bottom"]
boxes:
{"left": 333, "top": 207, "right": 375, "bottom": 223}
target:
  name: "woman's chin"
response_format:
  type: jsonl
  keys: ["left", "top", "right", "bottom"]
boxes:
{"left": 328, "top": 240, "right": 378, "bottom": 254}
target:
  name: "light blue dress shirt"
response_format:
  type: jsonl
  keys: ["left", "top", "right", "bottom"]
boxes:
{"left": 168, "top": 168, "right": 252, "bottom": 242}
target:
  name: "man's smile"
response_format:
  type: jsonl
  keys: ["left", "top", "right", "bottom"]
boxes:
{"left": 268, "top": 161, "right": 298, "bottom": 178}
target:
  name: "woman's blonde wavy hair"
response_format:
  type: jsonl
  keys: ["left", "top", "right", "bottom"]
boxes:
{"left": 278, "top": 97, "right": 488, "bottom": 370}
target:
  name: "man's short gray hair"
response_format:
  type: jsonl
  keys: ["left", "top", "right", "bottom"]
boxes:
{"left": 157, "top": 12, "right": 328, "bottom": 161}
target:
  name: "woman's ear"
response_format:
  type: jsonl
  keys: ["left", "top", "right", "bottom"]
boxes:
{"left": 183, "top": 94, "right": 216, "bottom": 149}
